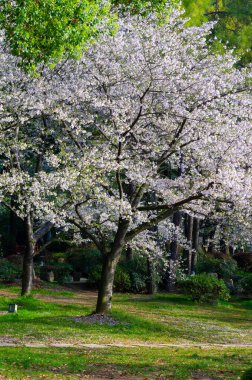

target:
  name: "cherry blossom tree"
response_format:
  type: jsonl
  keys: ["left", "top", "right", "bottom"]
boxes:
{"left": 1, "top": 8, "right": 251, "bottom": 309}
{"left": 0, "top": 37, "right": 74, "bottom": 294}
{"left": 43, "top": 11, "right": 251, "bottom": 313}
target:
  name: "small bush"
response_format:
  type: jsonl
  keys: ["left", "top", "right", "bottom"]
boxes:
{"left": 0, "top": 259, "right": 21, "bottom": 281}
{"left": 241, "top": 367, "right": 252, "bottom": 380}
{"left": 179, "top": 274, "right": 230, "bottom": 304}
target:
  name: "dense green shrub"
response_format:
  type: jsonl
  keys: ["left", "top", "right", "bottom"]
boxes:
{"left": 87, "top": 255, "right": 149, "bottom": 292}
{"left": 53, "top": 262, "right": 73, "bottom": 284}
{"left": 67, "top": 247, "right": 102, "bottom": 277}
{"left": 179, "top": 274, "right": 230, "bottom": 304}
{"left": 88, "top": 265, "right": 102, "bottom": 287}
{"left": 114, "top": 267, "right": 131, "bottom": 292}
{"left": 0, "top": 259, "right": 21, "bottom": 281}
{"left": 240, "top": 274, "right": 252, "bottom": 295}
{"left": 196, "top": 254, "right": 238, "bottom": 279}
{"left": 122, "top": 256, "right": 148, "bottom": 293}
{"left": 241, "top": 367, "right": 252, "bottom": 380}
{"left": 130, "top": 271, "right": 147, "bottom": 293}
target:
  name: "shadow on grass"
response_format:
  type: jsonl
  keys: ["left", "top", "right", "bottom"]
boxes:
{"left": 125, "top": 294, "right": 193, "bottom": 306}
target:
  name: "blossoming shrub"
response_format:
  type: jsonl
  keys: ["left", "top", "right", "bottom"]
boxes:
{"left": 179, "top": 274, "right": 230, "bottom": 303}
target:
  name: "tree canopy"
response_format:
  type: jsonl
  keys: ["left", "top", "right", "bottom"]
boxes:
{"left": 0, "top": 0, "right": 114, "bottom": 72}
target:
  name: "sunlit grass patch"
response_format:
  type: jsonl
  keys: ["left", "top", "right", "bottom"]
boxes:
{"left": 0, "top": 346, "right": 250, "bottom": 379}
{"left": 0, "top": 290, "right": 251, "bottom": 346}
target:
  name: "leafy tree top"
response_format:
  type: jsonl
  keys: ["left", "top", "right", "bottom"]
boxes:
{"left": 0, "top": 0, "right": 115, "bottom": 72}
{"left": 182, "top": 0, "right": 252, "bottom": 65}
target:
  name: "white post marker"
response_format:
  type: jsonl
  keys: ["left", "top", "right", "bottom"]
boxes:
{"left": 8, "top": 304, "right": 18, "bottom": 313}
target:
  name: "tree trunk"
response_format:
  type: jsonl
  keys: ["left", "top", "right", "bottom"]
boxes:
{"left": 96, "top": 251, "right": 120, "bottom": 314}
{"left": 146, "top": 257, "right": 156, "bottom": 294}
{"left": 167, "top": 211, "right": 181, "bottom": 292}
{"left": 126, "top": 245, "right": 133, "bottom": 261}
{"left": 95, "top": 218, "right": 129, "bottom": 314}
{"left": 183, "top": 214, "right": 193, "bottom": 275}
{"left": 8, "top": 208, "right": 17, "bottom": 254}
{"left": 21, "top": 213, "right": 35, "bottom": 296}
{"left": 192, "top": 217, "right": 200, "bottom": 273}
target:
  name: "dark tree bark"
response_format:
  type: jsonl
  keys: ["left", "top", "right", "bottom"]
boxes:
{"left": 21, "top": 213, "right": 35, "bottom": 296}
{"left": 8, "top": 211, "right": 17, "bottom": 254}
{"left": 192, "top": 217, "right": 200, "bottom": 273}
{"left": 207, "top": 224, "right": 216, "bottom": 253}
{"left": 126, "top": 245, "right": 133, "bottom": 261}
{"left": 220, "top": 226, "right": 230, "bottom": 256}
{"left": 93, "top": 179, "right": 213, "bottom": 312}
{"left": 21, "top": 218, "right": 54, "bottom": 296}
{"left": 95, "top": 219, "right": 129, "bottom": 314}
{"left": 146, "top": 257, "right": 156, "bottom": 295}
{"left": 96, "top": 251, "right": 120, "bottom": 313}
{"left": 167, "top": 211, "right": 181, "bottom": 292}
{"left": 183, "top": 214, "right": 193, "bottom": 275}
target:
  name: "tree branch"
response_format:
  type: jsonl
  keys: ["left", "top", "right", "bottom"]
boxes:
{"left": 126, "top": 182, "right": 214, "bottom": 242}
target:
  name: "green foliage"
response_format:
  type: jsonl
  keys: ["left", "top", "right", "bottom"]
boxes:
{"left": 88, "top": 255, "right": 148, "bottom": 292}
{"left": 240, "top": 274, "right": 252, "bottom": 296}
{"left": 0, "top": 0, "right": 114, "bottom": 72}
{"left": 52, "top": 262, "right": 73, "bottom": 284}
{"left": 120, "top": 256, "right": 148, "bottom": 293}
{"left": 179, "top": 274, "right": 230, "bottom": 303}
{"left": 112, "top": 0, "right": 176, "bottom": 15}
{"left": 182, "top": 0, "right": 252, "bottom": 64}
{"left": 114, "top": 267, "right": 131, "bottom": 292}
{"left": 67, "top": 246, "right": 102, "bottom": 277}
{"left": 39, "top": 261, "right": 73, "bottom": 284}
{"left": 0, "top": 259, "right": 21, "bottom": 281}
{"left": 88, "top": 264, "right": 102, "bottom": 287}
{"left": 196, "top": 254, "right": 238, "bottom": 279}
{"left": 241, "top": 367, "right": 252, "bottom": 380}
{"left": 182, "top": 0, "right": 211, "bottom": 25}
{"left": 234, "top": 253, "right": 252, "bottom": 272}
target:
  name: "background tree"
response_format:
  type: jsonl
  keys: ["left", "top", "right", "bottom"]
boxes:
{"left": 0, "top": 0, "right": 114, "bottom": 72}
{"left": 0, "top": 40, "right": 72, "bottom": 294}
{"left": 182, "top": 0, "right": 252, "bottom": 65}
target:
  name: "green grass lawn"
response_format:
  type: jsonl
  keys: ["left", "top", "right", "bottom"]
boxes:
{"left": 0, "top": 285, "right": 251, "bottom": 379}
{"left": 0, "top": 346, "right": 251, "bottom": 379}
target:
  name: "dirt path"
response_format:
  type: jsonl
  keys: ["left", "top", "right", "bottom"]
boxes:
{"left": 0, "top": 342, "right": 251, "bottom": 349}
